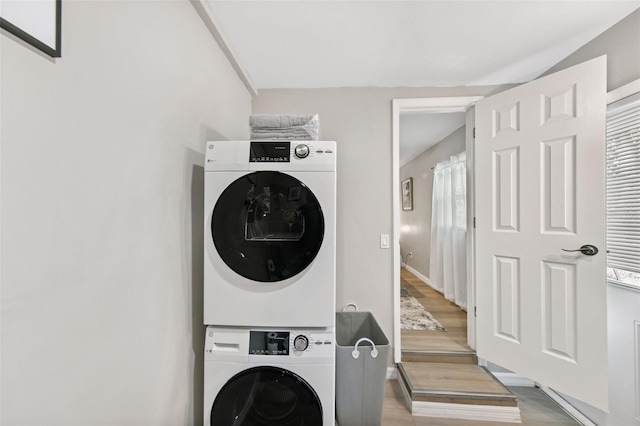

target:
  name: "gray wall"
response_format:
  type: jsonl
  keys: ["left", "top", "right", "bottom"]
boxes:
{"left": 542, "top": 8, "right": 640, "bottom": 91}
{"left": 1, "top": 1, "right": 251, "bottom": 424}
{"left": 557, "top": 285, "right": 640, "bottom": 426}
{"left": 399, "top": 126, "right": 466, "bottom": 279}
{"left": 253, "top": 86, "right": 503, "bottom": 351}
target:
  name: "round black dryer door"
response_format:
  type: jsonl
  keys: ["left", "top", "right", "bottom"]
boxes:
{"left": 210, "top": 366, "right": 323, "bottom": 426}
{"left": 212, "top": 171, "right": 325, "bottom": 282}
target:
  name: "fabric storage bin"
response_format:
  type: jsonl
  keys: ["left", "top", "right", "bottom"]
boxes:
{"left": 335, "top": 310, "right": 390, "bottom": 426}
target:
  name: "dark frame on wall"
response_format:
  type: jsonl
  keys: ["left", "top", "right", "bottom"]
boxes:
{"left": 402, "top": 177, "right": 413, "bottom": 211}
{"left": 0, "top": 0, "right": 61, "bottom": 58}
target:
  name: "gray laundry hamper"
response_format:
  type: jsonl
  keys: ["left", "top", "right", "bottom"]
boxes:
{"left": 335, "top": 309, "right": 390, "bottom": 426}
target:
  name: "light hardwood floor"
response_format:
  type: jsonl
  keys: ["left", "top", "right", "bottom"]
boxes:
{"left": 401, "top": 268, "right": 470, "bottom": 352}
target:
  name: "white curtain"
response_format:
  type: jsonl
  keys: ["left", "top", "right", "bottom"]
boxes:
{"left": 429, "top": 152, "right": 467, "bottom": 309}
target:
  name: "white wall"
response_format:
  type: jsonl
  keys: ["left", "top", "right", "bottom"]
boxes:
{"left": 399, "top": 126, "right": 465, "bottom": 279}
{"left": 1, "top": 1, "right": 251, "bottom": 424}
{"left": 558, "top": 285, "right": 640, "bottom": 426}
{"left": 252, "top": 86, "right": 503, "bottom": 353}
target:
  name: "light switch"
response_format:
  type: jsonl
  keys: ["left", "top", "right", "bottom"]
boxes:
{"left": 380, "top": 234, "right": 390, "bottom": 249}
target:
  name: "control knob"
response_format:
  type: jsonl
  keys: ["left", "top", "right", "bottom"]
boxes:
{"left": 293, "top": 335, "right": 309, "bottom": 351}
{"left": 294, "top": 144, "right": 310, "bottom": 159}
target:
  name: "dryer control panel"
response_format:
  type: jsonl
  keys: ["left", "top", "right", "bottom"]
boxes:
{"left": 250, "top": 142, "right": 291, "bottom": 163}
{"left": 205, "top": 141, "right": 336, "bottom": 172}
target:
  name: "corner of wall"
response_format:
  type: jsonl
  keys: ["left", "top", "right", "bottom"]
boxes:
{"left": 190, "top": 0, "right": 257, "bottom": 97}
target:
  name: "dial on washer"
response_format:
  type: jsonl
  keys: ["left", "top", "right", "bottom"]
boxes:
{"left": 294, "top": 144, "right": 310, "bottom": 158}
{"left": 293, "top": 335, "right": 309, "bottom": 351}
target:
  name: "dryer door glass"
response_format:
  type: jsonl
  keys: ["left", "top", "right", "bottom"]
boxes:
{"left": 212, "top": 171, "right": 325, "bottom": 282}
{"left": 210, "top": 366, "right": 323, "bottom": 426}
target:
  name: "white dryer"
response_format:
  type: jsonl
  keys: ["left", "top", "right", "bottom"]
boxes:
{"left": 204, "top": 141, "right": 336, "bottom": 328}
{"left": 204, "top": 326, "right": 335, "bottom": 426}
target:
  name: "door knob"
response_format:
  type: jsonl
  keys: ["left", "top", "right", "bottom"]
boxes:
{"left": 562, "top": 245, "right": 599, "bottom": 256}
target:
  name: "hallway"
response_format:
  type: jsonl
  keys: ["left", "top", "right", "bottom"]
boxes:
{"left": 401, "top": 268, "right": 470, "bottom": 352}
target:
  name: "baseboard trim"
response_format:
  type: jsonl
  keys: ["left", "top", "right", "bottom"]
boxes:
{"left": 411, "top": 400, "right": 522, "bottom": 423}
{"left": 538, "top": 386, "right": 597, "bottom": 426}
{"left": 404, "top": 265, "right": 433, "bottom": 287}
{"left": 387, "top": 366, "right": 398, "bottom": 380}
{"left": 403, "top": 265, "right": 468, "bottom": 309}
{"left": 396, "top": 372, "right": 413, "bottom": 411}
{"left": 492, "top": 372, "right": 535, "bottom": 387}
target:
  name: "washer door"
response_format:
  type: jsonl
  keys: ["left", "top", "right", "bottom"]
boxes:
{"left": 211, "top": 366, "right": 323, "bottom": 426}
{"left": 212, "top": 171, "right": 325, "bottom": 282}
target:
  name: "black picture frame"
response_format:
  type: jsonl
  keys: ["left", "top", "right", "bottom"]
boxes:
{"left": 0, "top": 0, "right": 61, "bottom": 58}
{"left": 402, "top": 177, "right": 413, "bottom": 211}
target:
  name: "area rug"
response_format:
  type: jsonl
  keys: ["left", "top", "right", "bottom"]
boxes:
{"left": 401, "top": 287, "right": 446, "bottom": 331}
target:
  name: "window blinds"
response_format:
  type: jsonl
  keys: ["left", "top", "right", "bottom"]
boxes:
{"left": 606, "top": 92, "right": 640, "bottom": 274}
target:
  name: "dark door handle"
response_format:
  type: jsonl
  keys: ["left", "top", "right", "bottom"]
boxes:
{"left": 562, "top": 244, "right": 599, "bottom": 256}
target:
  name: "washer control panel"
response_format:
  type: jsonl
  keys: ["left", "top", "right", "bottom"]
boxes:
{"left": 249, "top": 331, "right": 290, "bottom": 356}
{"left": 287, "top": 331, "right": 334, "bottom": 357}
{"left": 247, "top": 330, "right": 333, "bottom": 355}
{"left": 206, "top": 326, "right": 334, "bottom": 362}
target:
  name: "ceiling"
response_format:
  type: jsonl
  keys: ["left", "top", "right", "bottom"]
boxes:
{"left": 207, "top": 1, "right": 638, "bottom": 89}
{"left": 206, "top": 0, "right": 639, "bottom": 161}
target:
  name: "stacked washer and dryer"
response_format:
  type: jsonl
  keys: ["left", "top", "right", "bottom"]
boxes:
{"left": 203, "top": 140, "right": 337, "bottom": 425}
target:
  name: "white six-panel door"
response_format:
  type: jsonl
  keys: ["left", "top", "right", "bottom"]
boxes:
{"left": 475, "top": 56, "right": 608, "bottom": 410}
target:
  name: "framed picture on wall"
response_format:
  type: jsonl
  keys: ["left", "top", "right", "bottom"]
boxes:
{"left": 402, "top": 178, "right": 413, "bottom": 211}
{"left": 0, "top": 0, "right": 62, "bottom": 58}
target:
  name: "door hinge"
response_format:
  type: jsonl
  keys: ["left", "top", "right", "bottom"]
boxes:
{"left": 473, "top": 217, "right": 476, "bottom": 228}
{"left": 473, "top": 127, "right": 476, "bottom": 138}
{"left": 474, "top": 306, "right": 477, "bottom": 317}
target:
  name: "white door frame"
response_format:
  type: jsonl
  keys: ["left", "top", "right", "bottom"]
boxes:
{"left": 392, "top": 96, "right": 484, "bottom": 363}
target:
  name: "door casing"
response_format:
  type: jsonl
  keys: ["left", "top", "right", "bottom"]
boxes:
{"left": 392, "top": 96, "right": 483, "bottom": 363}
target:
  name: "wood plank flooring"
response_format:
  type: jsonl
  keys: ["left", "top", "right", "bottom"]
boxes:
{"left": 401, "top": 268, "right": 471, "bottom": 353}
{"left": 382, "top": 380, "right": 581, "bottom": 426}
{"left": 401, "top": 363, "right": 512, "bottom": 396}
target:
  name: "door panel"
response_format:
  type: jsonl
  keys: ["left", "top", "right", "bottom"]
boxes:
{"left": 494, "top": 255, "right": 520, "bottom": 343}
{"left": 475, "top": 56, "right": 608, "bottom": 410}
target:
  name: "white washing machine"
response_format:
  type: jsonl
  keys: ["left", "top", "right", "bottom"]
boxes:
{"left": 204, "top": 326, "right": 335, "bottom": 426}
{"left": 204, "top": 140, "right": 336, "bottom": 328}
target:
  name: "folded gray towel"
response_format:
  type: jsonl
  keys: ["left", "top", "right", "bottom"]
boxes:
{"left": 250, "top": 114, "right": 317, "bottom": 129}
{"left": 250, "top": 131, "right": 313, "bottom": 139}
{"left": 251, "top": 128, "right": 311, "bottom": 136}
{"left": 251, "top": 127, "right": 310, "bottom": 132}
{"left": 250, "top": 134, "right": 313, "bottom": 141}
